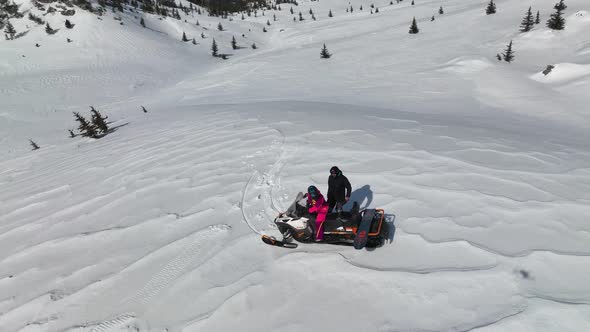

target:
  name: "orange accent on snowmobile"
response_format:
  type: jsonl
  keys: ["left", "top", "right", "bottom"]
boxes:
{"left": 367, "top": 209, "right": 384, "bottom": 236}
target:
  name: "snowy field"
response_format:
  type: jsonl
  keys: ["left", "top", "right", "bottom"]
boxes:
{"left": 1, "top": 0, "right": 590, "bottom": 331}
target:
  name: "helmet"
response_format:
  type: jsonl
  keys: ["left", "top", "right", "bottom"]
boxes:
{"left": 307, "top": 185, "right": 319, "bottom": 199}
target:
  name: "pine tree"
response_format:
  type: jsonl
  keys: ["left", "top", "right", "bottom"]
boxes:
{"left": 201, "top": 32, "right": 205, "bottom": 39}
{"left": 299, "top": 12, "right": 303, "bottom": 21}
{"left": 45, "top": 23, "right": 56, "bottom": 35}
{"left": 309, "top": 8, "right": 313, "bottom": 15}
{"left": 231, "top": 35, "right": 237, "bottom": 49}
{"left": 73, "top": 112, "right": 97, "bottom": 138}
{"left": 486, "top": 0, "right": 496, "bottom": 15}
{"left": 328, "top": 9, "right": 333, "bottom": 17}
{"left": 290, "top": 7, "right": 293, "bottom": 14}
{"left": 211, "top": 38, "right": 218, "bottom": 56}
{"left": 375, "top": 7, "right": 379, "bottom": 13}
{"left": 251, "top": 42, "right": 257, "bottom": 49}
{"left": 192, "top": 38, "right": 197, "bottom": 45}
{"left": 520, "top": 7, "right": 534, "bottom": 32}
{"left": 196, "top": 20, "right": 200, "bottom": 26}
{"left": 273, "top": 14, "right": 277, "bottom": 21}
{"left": 90, "top": 107, "right": 109, "bottom": 135}
{"left": 411, "top": 0, "right": 414, "bottom": 5}
{"left": 267, "top": 19, "right": 271, "bottom": 26}
{"left": 140, "top": 17, "right": 145, "bottom": 27}
{"left": 217, "top": 22, "right": 223, "bottom": 31}
{"left": 65, "top": 19, "right": 74, "bottom": 29}
{"left": 496, "top": 53, "right": 502, "bottom": 61}
{"left": 502, "top": 40, "right": 514, "bottom": 63}
{"left": 241, "top": 13, "right": 245, "bottom": 20}
{"left": 29, "top": 139, "right": 40, "bottom": 150}
{"left": 182, "top": 32, "right": 189, "bottom": 42}
{"left": 409, "top": 17, "right": 419, "bottom": 34}
{"left": 535, "top": 11, "right": 541, "bottom": 24}
{"left": 546, "top": 3, "right": 566, "bottom": 30}
{"left": 554, "top": 0, "right": 566, "bottom": 11}
{"left": 263, "top": 26, "right": 267, "bottom": 32}
{"left": 320, "top": 43, "right": 331, "bottom": 58}
{"left": 4, "top": 21, "right": 16, "bottom": 40}
{"left": 439, "top": 6, "right": 444, "bottom": 14}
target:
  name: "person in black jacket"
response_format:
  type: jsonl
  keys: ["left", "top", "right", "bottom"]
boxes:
{"left": 327, "top": 166, "right": 352, "bottom": 213}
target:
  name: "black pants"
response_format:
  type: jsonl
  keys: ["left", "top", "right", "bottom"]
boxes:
{"left": 328, "top": 199, "right": 344, "bottom": 213}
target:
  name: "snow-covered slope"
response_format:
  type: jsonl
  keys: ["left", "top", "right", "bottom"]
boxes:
{"left": 1, "top": 0, "right": 590, "bottom": 331}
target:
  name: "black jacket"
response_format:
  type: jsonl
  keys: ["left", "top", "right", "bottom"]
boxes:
{"left": 327, "top": 172, "right": 352, "bottom": 204}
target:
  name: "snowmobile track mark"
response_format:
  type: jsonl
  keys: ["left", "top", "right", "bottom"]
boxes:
{"left": 91, "top": 313, "right": 136, "bottom": 332}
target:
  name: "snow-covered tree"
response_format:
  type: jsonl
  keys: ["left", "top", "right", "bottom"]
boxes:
{"left": 439, "top": 6, "right": 444, "bottom": 15}
{"left": 182, "top": 31, "right": 189, "bottom": 42}
{"left": 535, "top": 11, "right": 541, "bottom": 24}
{"left": 140, "top": 17, "right": 145, "bottom": 27}
{"left": 29, "top": 139, "right": 40, "bottom": 150}
{"left": 231, "top": 35, "right": 237, "bottom": 49}
{"left": 65, "top": 19, "right": 74, "bottom": 29}
{"left": 4, "top": 20, "right": 16, "bottom": 40}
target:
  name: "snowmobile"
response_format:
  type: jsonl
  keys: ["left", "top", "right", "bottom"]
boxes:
{"left": 262, "top": 192, "right": 387, "bottom": 249}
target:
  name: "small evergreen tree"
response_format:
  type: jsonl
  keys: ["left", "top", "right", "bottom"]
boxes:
{"left": 211, "top": 38, "right": 218, "bottom": 56}
{"left": 299, "top": 12, "right": 303, "bottom": 21}
{"left": 535, "top": 11, "right": 541, "bottom": 24}
{"left": 90, "top": 107, "right": 109, "bottom": 135}
{"left": 251, "top": 42, "right": 257, "bottom": 49}
{"left": 431, "top": 15, "right": 435, "bottom": 21}
{"left": 409, "top": 17, "right": 419, "bottom": 34}
{"left": 231, "top": 35, "right": 237, "bottom": 49}
{"left": 140, "top": 17, "right": 145, "bottom": 27}
{"left": 45, "top": 23, "right": 56, "bottom": 35}
{"left": 217, "top": 22, "right": 223, "bottom": 31}
{"left": 65, "top": 19, "right": 74, "bottom": 29}
{"left": 486, "top": 0, "right": 496, "bottom": 15}
{"left": 182, "top": 32, "right": 189, "bottom": 42}
{"left": 546, "top": 3, "right": 566, "bottom": 30}
{"left": 329, "top": 9, "right": 333, "bottom": 17}
{"left": 192, "top": 38, "right": 197, "bottom": 45}
{"left": 4, "top": 21, "right": 16, "bottom": 40}
{"left": 267, "top": 19, "right": 271, "bottom": 26}
{"left": 29, "top": 139, "right": 40, "bottom": 150}
{"left": 263, "top": 26, "right": 267, "bottom": 32}
{"left": 502, "top": 40, "right": 514, "bottom": 63}
{"left": 142, "top": 106, "right": 148, "bottom": 113}
{"left": 496, "top": 53, "right": 502, "bottom": 61}
{"left": 201, "top": 32, "right": 205, "bottom": 39}
{"left": 411, "top": 0, "right": 414, "bottom": 5}
{"left": 320, "top": 43, "right": 331, "bottom": 58}
{"left": 520, "top": 7, "right": 534, "bottom": 32}
{"left": 73, "top": 112, "right": 97, "bottom": 138}
{"left": 375, "top": 7, "right": 379, "bottom": 13}
{"left": 439, "top": 6, "right": 444, "bottom": 14}
{"left": 196, "top": 20, "right": 200, "bottom": 26}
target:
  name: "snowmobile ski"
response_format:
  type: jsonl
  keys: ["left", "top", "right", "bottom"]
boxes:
{"left": 261, "top": 235, "right": 298, "bottom": 249}
{"left": 353, "top": 209, "right": 375, "bottom": 249}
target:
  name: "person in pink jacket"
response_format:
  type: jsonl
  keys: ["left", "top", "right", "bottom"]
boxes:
{"left": 307, "top": 185, "right": 329, "bottom": 241}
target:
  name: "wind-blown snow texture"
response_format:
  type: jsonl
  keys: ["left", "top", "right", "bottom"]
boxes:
{"left": 1, "top": 0, "right": 590, "bottom": 331}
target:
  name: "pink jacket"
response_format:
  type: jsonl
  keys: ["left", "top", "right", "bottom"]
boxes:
{"left": 307, "top": 192, "right": 329, "bottom": 215}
